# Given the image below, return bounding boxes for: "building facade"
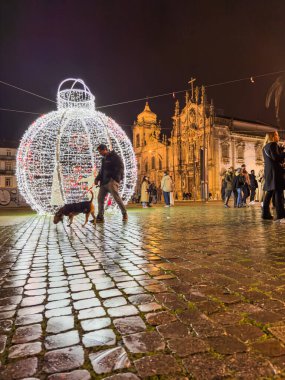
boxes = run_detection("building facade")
[0,141,24,207]
[133,87,275,200]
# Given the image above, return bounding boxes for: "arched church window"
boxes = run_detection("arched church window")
[237,144,244,160]
[136,134,140,147]
[151,157,155,169]
[159,159,162,170]
[145,160,148,173]
[221,143,229,159]
[255,144,263,162]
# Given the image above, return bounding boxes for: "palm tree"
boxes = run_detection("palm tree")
[265,75,284,127]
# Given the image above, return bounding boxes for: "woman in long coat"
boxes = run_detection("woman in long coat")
[262,131,285,221]
[140,176,149,208]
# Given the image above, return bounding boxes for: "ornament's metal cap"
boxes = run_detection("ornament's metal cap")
[57,78,95,110]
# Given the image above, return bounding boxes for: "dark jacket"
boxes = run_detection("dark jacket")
[249,174,258,189]
[233,174,245,189]
[224,172,234,191]
[95,150,124,185]
[263,142,285,191]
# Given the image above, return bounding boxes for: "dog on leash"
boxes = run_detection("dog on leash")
[53,190,95,227]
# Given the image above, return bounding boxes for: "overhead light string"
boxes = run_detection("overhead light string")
[0,70,284,114]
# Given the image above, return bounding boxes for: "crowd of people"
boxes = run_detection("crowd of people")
[222,131,285,223]
[134,171,175,208]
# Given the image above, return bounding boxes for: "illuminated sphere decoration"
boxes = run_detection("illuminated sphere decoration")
[17,78,137,215]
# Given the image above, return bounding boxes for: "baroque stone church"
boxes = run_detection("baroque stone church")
[132,86,276,200]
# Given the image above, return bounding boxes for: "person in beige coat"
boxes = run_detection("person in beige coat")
[140,176,149,208]
[161,171,173,207]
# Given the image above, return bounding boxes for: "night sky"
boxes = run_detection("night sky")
[0,0,285,142]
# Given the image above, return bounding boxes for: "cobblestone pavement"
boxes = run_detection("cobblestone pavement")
[0,203,285,380]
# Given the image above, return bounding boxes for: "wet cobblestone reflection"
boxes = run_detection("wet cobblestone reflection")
[0,204,285,379]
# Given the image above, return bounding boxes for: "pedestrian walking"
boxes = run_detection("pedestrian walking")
[233,168,245,208]
[249,170,258,204]
[241,164,250,206]
[161,171,173,207]
[262,131,285,221]
[94,144,128,222]
[140,176,149,208]
[224,167,234,208]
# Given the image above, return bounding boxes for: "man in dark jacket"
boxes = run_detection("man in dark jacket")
[95,144,127,222]
[249,170,258,204]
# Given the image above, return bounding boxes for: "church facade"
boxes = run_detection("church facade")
[132,86,275,200]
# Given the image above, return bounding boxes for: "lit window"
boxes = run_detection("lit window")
[5,162,12,171]
[151,157,155,169]
[7,150,11,156]
[159,159,162,170]
[5,178,11,187]
[136,134,140,147]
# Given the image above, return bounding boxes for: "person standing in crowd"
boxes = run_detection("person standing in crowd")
[233,168,245,208]
[262,131,285,222]
[161,171,173,207]
[257,168,265,206]
[224,167,234,208]
[221,171,227,201]
[157,186,162,203]
[241,164,250,206]
[249,170,258,205]
[95,144,127,222]
[170,176,175,206]
[140,176,149,208]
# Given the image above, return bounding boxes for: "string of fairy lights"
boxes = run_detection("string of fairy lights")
[0,70,284,116]
[16,79,137,214]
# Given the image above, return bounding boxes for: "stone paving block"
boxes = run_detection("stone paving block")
[0,310,16,319]
[12,324,42,343]
[45,306,72,319]
[0,334,7,354]
[48,286,69,295]
[225,353,276,378]
[73,298,100,310]
[81,317,111,332]
[183,353,230,379]
[89,346,130,374]
[43,345,85,373]
[123,331,165,353]
[113,316,146,335]
[71,290,95,300]
[157,321,189,339]
[225,324,264,342]
[46,316,74,334]
[24,289,46,296]
[0,319,13,333]
[48,292,70,301]
[45,299,70,310]
[103,296,127,308]
[207,335,247,354]
[21,295,46,307]
[47,370,91,380]
[15,314,43,326]
[168,336,209,357]
[82,328,116,347]
[45,330,80,350]
[108,305,139,317]
[17,305,45,316]
[146,311,177,326]
[70,283,92,292]
[251,339,285,357]
[103,374,140,380]
[0,295,22,306]
[99,289,123,299]
[8,341,42,358]
[78,306,106,320]
[134,354,182,377]
[0,357,38,379]
[138,302,162,312]
[128,294,154,304]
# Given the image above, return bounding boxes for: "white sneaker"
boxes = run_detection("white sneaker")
[164,205,170,207]
[279,218,285,224]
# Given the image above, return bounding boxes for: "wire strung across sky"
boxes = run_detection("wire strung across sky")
[0,70,284,115]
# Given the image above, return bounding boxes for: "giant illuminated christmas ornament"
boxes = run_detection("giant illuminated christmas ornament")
[17,78,137,214]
